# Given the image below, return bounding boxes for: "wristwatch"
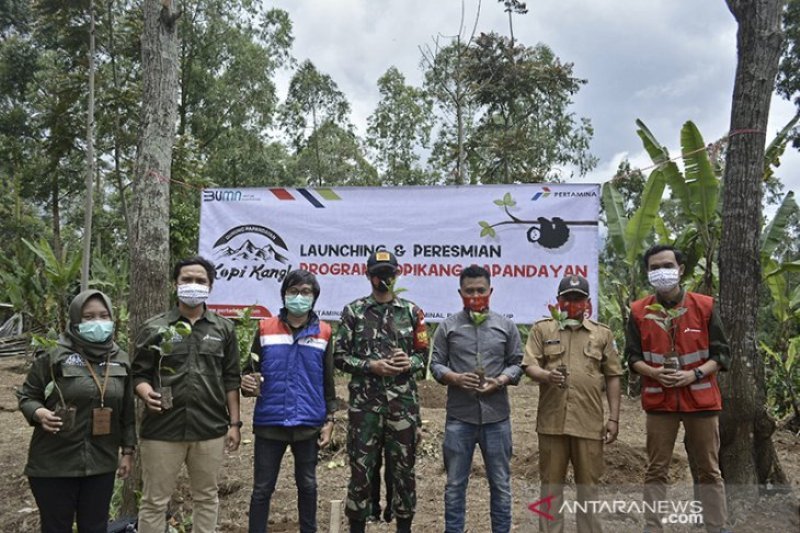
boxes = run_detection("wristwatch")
[228,421,244,429]
[693,368,704,381]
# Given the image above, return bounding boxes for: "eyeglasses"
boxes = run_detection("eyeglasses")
[285,288,314,297]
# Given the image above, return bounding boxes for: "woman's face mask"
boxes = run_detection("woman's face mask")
[77,320,115,343]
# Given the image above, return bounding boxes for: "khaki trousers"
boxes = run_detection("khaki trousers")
[138,436,226,533]
[538,433,604,533]
[643,413,727,532]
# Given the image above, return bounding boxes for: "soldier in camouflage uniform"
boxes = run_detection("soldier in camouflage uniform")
[335,250,429,533]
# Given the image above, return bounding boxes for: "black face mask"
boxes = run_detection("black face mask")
[371,271,395,293]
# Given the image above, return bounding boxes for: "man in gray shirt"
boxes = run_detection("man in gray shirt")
[430,265,523,533]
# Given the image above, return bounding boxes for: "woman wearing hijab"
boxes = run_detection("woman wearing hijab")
[17,290,136,533]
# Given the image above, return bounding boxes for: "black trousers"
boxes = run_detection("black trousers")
[29,472,116,533]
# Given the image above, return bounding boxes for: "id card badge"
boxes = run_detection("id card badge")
[92,407,113,436]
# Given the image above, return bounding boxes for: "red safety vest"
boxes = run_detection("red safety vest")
[630,292,722,412]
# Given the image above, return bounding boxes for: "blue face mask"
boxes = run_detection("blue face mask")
[77,320,115,343]
[285,295,314,316]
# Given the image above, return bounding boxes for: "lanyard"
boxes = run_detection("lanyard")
[82,356,111,408]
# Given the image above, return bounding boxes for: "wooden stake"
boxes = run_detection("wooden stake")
[329,499,343,533]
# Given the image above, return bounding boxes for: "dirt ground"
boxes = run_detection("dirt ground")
[0,357,797,532]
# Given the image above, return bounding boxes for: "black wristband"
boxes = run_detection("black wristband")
[228,421,243,429]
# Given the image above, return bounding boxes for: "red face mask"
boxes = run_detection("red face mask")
[557,297,591,320]
[462,293,490,313]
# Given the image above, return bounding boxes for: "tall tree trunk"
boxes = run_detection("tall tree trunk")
[81,0,96,291]
[718,0,786,501]
[121,0,181,517]
[107,0,129,234]
[51,171,62,262]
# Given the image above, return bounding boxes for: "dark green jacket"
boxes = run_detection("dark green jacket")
[132,307,240,441]
[18,346,136,477]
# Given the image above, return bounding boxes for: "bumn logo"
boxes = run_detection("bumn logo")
[203,190,242,202]
[212,225,292,282]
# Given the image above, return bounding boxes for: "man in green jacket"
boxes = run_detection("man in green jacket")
[132,256,241,533]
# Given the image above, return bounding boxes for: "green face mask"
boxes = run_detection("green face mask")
[77,320,115,343]
[285,294,313,316]
[469,311,489,326]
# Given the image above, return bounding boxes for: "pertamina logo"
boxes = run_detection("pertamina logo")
[531,187,552,201]
[531,187,598,201]
[212,224,292,283]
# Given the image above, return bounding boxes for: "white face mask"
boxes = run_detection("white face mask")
[648,268,681,292]
[177,283,210,307]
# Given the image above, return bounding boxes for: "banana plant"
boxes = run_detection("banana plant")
[761,191,800,422]
[635,119,721,294]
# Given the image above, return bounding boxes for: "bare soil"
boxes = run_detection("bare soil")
[0,358,797,532]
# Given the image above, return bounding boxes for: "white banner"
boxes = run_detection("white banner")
[198,184,599,323]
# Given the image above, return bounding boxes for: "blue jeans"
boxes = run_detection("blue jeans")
[442,417,513,533]
[248,435,318,533]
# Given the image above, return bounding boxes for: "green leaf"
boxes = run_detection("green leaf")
[479,221,490,228]
[787,337,800,372]
[763,258,789,322]
[493,199,505,206]
[44,381,55,400]
[636,119,690,216]
[601,182,627,257]
[681,121,718,229]
[635,119,671,165]
[503,192,512,205]
[761,191,798,259]
[654,216,671,242]
[624,167,666,265]
[173,322,192,337]
[759,342,781,365]
[764,111,800,177]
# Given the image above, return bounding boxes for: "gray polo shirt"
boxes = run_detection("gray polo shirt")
[430,309,523,425]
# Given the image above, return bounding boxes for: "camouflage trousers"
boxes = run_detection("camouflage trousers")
[345,406,417,521]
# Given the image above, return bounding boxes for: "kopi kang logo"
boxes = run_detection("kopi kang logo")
[212,224,292,283]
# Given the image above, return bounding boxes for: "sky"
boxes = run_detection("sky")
[268,0,799,201]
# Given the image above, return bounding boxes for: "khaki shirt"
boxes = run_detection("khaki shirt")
[523,318,623,440]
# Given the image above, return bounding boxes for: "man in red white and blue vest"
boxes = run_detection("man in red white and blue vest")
[626,245,732,533]
[241,269,336,533]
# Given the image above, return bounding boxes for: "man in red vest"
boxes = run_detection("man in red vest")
[626,244,731,533]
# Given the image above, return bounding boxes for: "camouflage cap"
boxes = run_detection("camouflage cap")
[558,274,590,296]
[367,250,398,273]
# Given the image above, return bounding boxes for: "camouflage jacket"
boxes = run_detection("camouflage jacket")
[334,294,429,414]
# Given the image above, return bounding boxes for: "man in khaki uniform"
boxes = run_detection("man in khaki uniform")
[524,275,622,533]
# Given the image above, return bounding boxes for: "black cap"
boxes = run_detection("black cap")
[558,275,589,297]
[367,250,398,273]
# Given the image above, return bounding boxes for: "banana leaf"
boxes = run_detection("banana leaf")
[601,182,627,257]
[681,121,718,229]
[635,119,670,165]
[636,119,689,216]
[760,191,797,259]
[654,215,671,242]
[764,258,789,322]
[764,111,800,179]
[624,168,666,265]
